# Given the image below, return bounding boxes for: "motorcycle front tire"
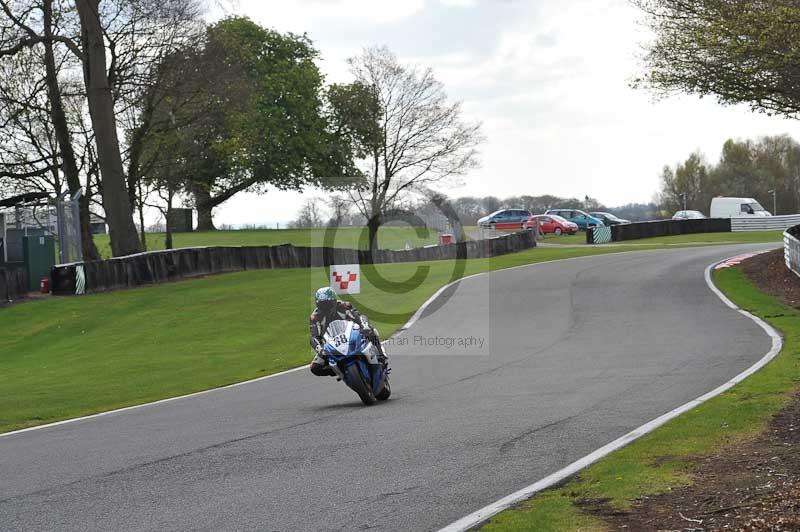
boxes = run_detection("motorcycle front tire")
[346,364,377,406]
[376,379,391,401]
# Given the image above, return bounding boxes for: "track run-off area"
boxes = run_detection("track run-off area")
[0,244,780,531]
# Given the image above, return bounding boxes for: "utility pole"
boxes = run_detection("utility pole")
[681,193,687,211]
[768,189,777,215]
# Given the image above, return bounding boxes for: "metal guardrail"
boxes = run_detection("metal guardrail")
[785,225,800,278]
[731,214,800,232]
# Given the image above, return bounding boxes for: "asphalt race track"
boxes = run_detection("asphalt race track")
[0,244,779,531]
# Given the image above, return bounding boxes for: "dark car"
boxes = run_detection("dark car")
[477,209,532,230]
[590,212,630,226]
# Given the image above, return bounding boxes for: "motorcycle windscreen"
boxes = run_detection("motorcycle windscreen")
[324,320,353,356]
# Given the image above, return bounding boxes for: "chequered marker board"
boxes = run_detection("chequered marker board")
[330,264,360,295]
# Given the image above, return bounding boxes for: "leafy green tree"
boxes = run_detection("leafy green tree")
[749,135,800,214]
[657,135,800,215]
[634,0,800,118]
[712,139,758,198]
[138,17,352,231]
[659,152,716,214]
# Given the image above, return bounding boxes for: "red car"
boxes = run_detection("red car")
[524,214,578,236]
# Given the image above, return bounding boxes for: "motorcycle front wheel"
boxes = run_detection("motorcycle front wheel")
[346,364,377,406]
[376,379,391,401]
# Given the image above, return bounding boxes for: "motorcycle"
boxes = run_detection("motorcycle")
[322,318,391,405]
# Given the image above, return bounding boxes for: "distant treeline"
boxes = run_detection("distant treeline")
[658,135,800,216]
[291,193,662,228]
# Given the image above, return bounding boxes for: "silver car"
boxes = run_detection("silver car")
[672,210,706,220]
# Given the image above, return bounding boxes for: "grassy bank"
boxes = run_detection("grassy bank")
[481,266,800,531]
[0,243,715,434]
[92,226,441,258]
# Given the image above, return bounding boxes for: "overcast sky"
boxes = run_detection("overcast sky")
[207,0,800,227]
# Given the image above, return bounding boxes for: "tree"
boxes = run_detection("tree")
[0,0,103,259]
[452,196,484,225]
[141,17,351,231]
[752,135,800,214]
[656,135,800,216]
[479,196,501,215]
[326,194,352,226]
[633,0,800,119]
[290,198,324,229]
[1,0,208,257]
[333,46,483,250]
[711,139,757,198]
[74,0,141,256]
[658,152,715,213]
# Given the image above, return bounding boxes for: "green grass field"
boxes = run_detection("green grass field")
[92,226,441,259]
[481,266,800,531]
[0,243,716,434]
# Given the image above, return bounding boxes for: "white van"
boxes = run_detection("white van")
[710,197,772,218]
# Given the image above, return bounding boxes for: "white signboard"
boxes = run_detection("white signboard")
[330,264,361,295]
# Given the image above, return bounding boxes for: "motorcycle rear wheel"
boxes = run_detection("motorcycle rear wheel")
[346,365,377,406]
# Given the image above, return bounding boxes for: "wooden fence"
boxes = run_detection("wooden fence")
[51,231,537,296]
[0,267,26,303]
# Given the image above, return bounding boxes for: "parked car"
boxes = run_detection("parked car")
[477,208,532,230]
[672,210,707,220]
[710,197,772,218]
[590,212,630,226]
[544,209,605,230]
[524,214,578,235]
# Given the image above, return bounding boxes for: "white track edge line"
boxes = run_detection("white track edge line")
[437,256,784,532]
[1,245,771,439]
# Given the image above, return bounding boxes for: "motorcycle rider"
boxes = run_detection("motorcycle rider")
[309,287,387,376]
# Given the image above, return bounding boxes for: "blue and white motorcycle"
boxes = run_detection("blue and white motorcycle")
[322,318,391,405]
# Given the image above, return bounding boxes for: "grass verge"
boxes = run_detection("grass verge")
[480,265,800,531]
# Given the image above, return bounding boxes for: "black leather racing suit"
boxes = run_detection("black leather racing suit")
[309,301,385,376]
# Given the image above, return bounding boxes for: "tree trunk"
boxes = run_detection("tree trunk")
[193,187,217,231]
[137,180,147,251]
[367,214,381,251]
[43,0,100,261]
[76,0,141,258]
[164,188,175,250]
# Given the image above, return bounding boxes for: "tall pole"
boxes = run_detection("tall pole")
[768,189,777,215]
[682,193,687,211]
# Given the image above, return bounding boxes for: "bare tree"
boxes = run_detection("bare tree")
[0,0,206,257]
[290,198,324,229]
[334,46,483,250]
[326,194,352,226]
[0,0,103,259]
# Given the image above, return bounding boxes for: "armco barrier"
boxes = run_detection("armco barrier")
[0,267,27,302]
[588,218,731,244]
[785,225,800,278]
[50,231,537,296]
[731,214,800,232]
